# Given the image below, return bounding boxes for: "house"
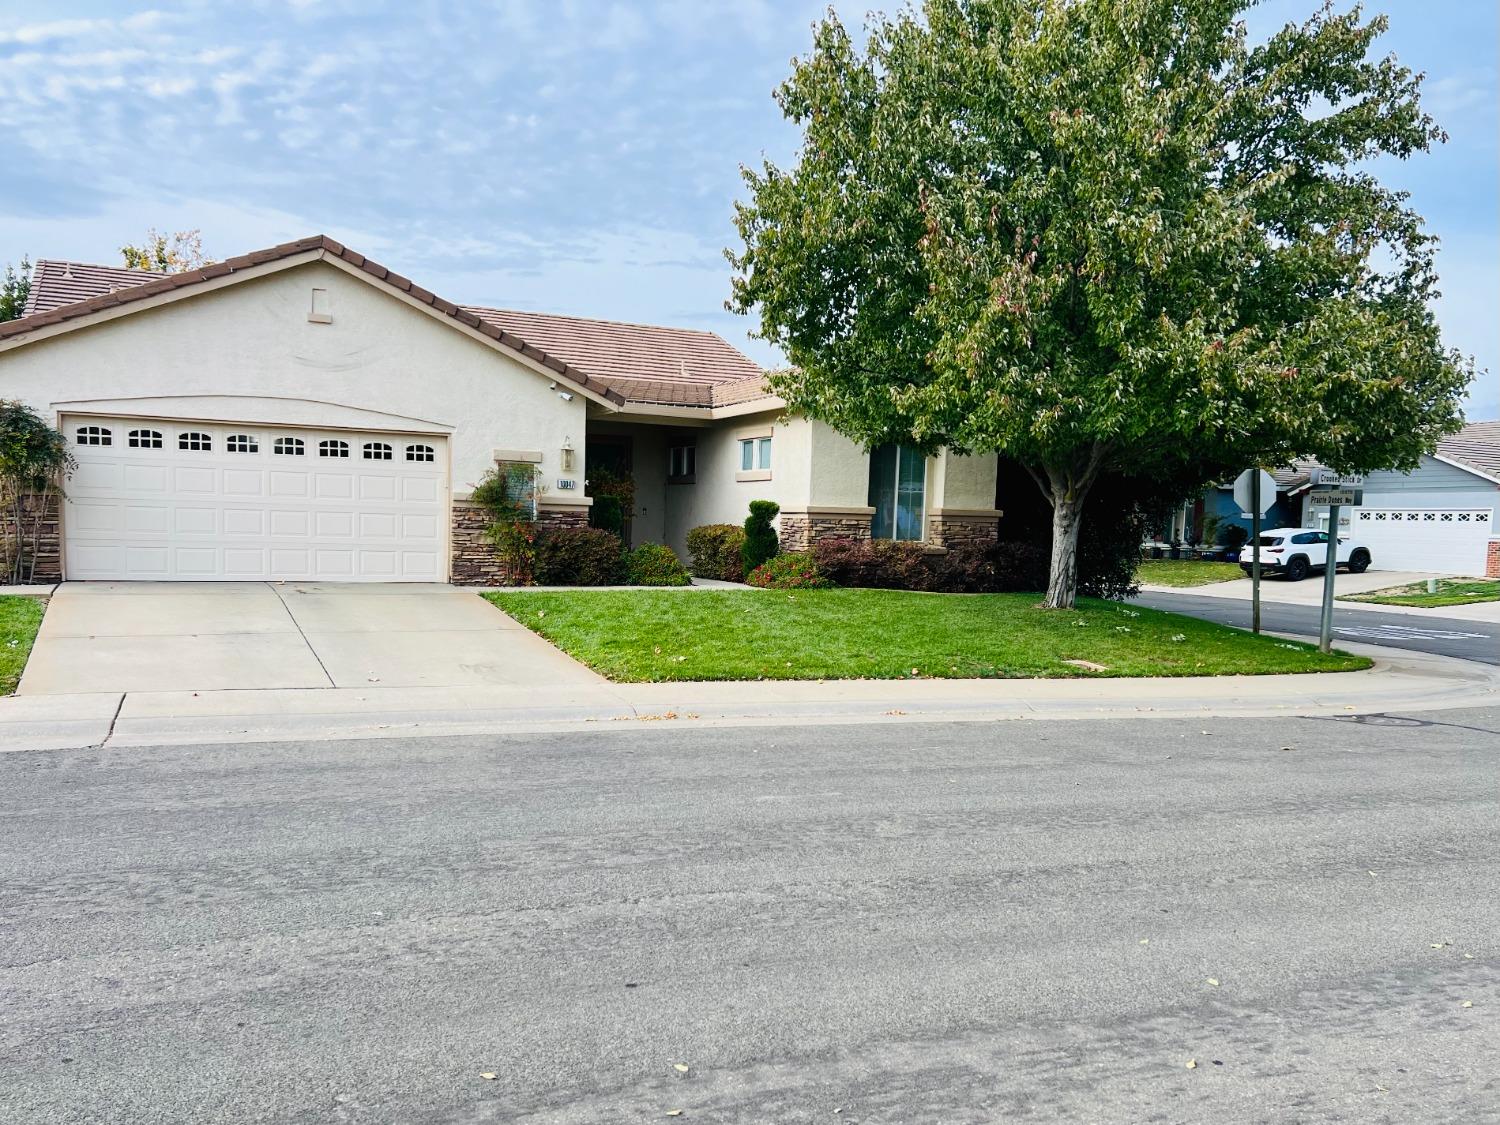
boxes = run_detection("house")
[1172,425,1500,576]
[0,236,1000,583]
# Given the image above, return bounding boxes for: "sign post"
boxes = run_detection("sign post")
[1233,469,1277,635]
[1309,472,1365,654]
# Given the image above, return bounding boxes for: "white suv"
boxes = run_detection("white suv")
[1239,527,1372,582]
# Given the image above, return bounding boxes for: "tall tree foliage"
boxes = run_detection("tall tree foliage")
[120,228,208,273]
[0,401,73,583]
[0,257,30,322]
[729,0,1473,607]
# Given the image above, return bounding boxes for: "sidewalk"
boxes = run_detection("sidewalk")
[2,641,1493,753]
[1139,571,1500,623]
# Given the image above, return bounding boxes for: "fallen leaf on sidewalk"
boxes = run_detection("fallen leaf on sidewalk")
[665,1112,683,1118]
[1462,1001,1474,1008]
[1207,979,1219,987]
[1185,1059,1197,1070]
[479,1073,496,1080]
[674,1064,690,1073]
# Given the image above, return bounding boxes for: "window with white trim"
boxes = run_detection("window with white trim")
[738,436,771,472]
[319,439,350,458]
[668,445,696,480]
[405,444,435,463]
[128,429,163,448]
[362,442,393,461]
[227,434,259,453]
[178,431,212,451]
[75,425,111,446]
[273,437,305,456]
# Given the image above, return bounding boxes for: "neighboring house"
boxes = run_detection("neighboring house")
[0,236,999,584]
[1174,425,1500,576]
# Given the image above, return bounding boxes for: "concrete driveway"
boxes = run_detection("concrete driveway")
[17,582,603,695]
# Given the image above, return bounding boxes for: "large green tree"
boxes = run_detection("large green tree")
[729,0,1473,607]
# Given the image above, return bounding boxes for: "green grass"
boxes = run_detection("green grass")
[1137,559,1245,587]
[0,594,45,695]
[1339,578,1500,608]
[486,588,1368,682]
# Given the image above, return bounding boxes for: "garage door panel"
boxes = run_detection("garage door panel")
[174,507,218,534]
[223,469,265,496]
[62,416,448,582]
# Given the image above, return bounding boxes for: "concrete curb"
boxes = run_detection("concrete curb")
[2,642,1494,753]
[1136,582,1500,623]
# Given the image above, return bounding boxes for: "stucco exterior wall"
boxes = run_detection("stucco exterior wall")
[0,260,590,509]
[661,408,795,554]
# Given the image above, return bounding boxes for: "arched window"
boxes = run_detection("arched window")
[319,439,350,458]
[273,437,305,456]
[128,429,163,449]
[178,431,212,451]
[75,425,112,446]
[362,442,393,461]
[227,434,259,453]
[405,444,435,463]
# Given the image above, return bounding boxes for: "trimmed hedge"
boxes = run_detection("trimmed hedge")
[534,526,626,586]
[809,538,1049,594]
[685,523,746,581]
[626,543,691,586]
[747,552,832,589]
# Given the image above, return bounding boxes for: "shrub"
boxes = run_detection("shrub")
[748,552,832,589]
[942,541,1049,593]
[1223,524,1250,552]
[810,537,1050,593]
[533,526,626,585]
[741,499,781,574]
[685,524,747,581]
[810,538,934,590]
[626,543,691,586]
[470,463,535,520]
[590,494,626,537]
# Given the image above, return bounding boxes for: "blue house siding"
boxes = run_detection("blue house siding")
[1205,487,1298,538]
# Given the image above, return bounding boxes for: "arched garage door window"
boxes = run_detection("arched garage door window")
[868,443,926,541]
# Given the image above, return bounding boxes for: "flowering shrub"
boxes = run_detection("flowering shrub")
[748,552,832,589]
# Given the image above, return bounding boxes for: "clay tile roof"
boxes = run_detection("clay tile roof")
[23,260,168,316]
[1438,420,1500,479]
[462,307,768,407]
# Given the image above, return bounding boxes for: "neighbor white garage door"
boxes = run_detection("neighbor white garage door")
[1349,506,1494,575]
[62,416,448,581]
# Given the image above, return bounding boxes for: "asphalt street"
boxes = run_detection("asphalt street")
[3,713,1498,1124]
[1132,590,1498,665]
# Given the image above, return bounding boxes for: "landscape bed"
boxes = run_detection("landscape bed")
[0,595,45,695]
[486,588,1370,683]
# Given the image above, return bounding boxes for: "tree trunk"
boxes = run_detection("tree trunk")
[1044,489,1084,609]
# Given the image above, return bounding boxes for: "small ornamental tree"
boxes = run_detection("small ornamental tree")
[0,400,73,583]
[742,500,781,573]
[729,0,1473,607]
[1,258,31,322]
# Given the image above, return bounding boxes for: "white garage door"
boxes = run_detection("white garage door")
[62,416,448,582]
[1349,507,1494,575]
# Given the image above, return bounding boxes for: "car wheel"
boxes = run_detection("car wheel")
[1348,550,1370,574]
[1285,556,1309,582]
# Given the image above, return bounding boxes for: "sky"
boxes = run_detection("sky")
[1,0,1494,419]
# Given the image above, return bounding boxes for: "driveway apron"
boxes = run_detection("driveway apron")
[16,582,602,695]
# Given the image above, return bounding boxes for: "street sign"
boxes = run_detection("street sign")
[1314,469,1365,488]
[1309,488,1362,506]
[1232,469,1278,516]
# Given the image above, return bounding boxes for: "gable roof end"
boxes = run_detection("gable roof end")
[0,235,627,407]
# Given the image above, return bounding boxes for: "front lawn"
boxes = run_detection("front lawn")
[1136,559,1245,587]
[486,589,1368,682]
[0,594,45,694]
[1340,578,1500,608]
